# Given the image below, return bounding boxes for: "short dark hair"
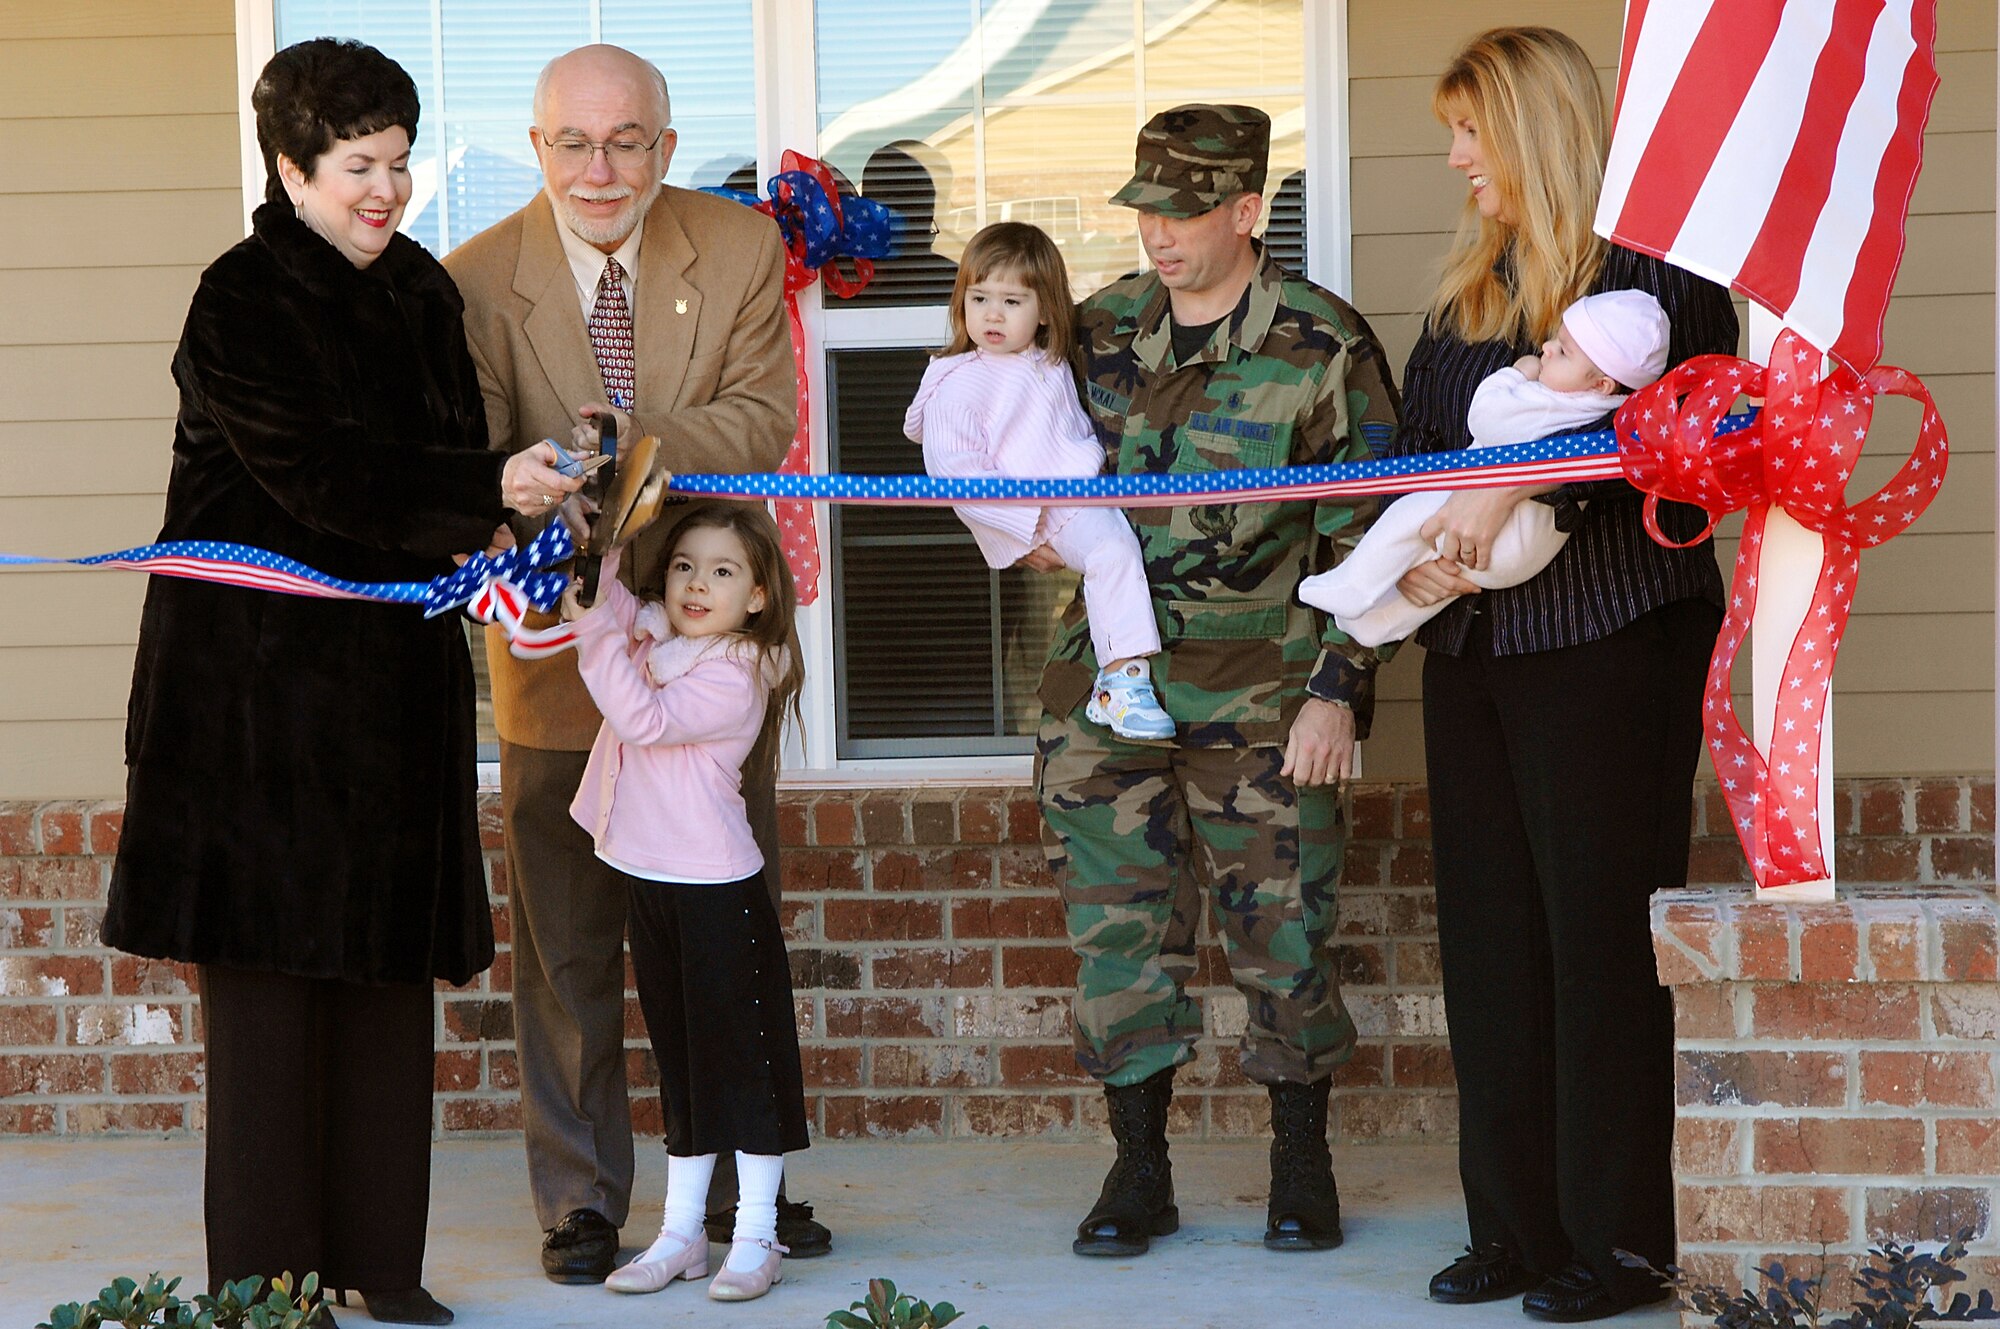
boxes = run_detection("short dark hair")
[254,38,420,204]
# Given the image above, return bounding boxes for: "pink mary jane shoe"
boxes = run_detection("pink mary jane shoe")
[707,1238,787,1301]
[604,1230,708,1294]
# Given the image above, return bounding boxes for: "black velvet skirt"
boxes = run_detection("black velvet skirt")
[624,870,810,1157]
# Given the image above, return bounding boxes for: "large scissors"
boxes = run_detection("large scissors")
[552,414,670,607]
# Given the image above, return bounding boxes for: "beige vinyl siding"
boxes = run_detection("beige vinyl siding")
[1349,0,1997,780]
[0,1,240,797]
[0,2,1991,797]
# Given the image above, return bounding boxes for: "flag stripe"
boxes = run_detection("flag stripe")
[1732,0,1878,314]
[1611,1,1786,244]
[1679,1,1847,299]
[1781,3,1924,363]
[1597,0,1719,228]
[1610,0,1654,125]
[1839,0,1940,370]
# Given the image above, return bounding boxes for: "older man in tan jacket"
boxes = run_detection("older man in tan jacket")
[444,43,820,1283]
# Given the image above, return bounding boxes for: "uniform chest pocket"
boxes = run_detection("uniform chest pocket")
[1175,419,1291,473]
[1169,422,1293,547]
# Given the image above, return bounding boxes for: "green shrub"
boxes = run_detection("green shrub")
[824,1277,988,1329]
[39,1272,328,1329]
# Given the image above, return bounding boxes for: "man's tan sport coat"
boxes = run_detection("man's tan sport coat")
[446,185,795,750]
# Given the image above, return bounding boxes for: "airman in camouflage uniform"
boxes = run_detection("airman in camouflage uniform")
[1034,104,1400,1259]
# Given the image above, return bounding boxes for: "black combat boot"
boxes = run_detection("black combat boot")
[1264,1078,1343,1251]
[1073,1066,1178,1257]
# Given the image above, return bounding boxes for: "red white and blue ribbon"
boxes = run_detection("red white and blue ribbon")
[0,522,575,617]
[463,575,583,659]
[0,413,1762,668]
[0,541,436,604]
[665,414,1754,507]
[1619,329,1948,887]
[0,414,1754,601]
[420,522,574,618]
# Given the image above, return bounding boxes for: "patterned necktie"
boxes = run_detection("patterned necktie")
[588,257,635,411]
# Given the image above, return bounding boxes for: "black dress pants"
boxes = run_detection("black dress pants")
[1422,598,1718,1301]
[200,965,435,1294]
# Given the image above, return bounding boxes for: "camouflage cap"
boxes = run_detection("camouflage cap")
[1109,103,1270,219]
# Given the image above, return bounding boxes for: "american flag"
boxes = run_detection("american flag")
[1594,0,1941,370]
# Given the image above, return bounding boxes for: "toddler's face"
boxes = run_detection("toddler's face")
[664,525,765,638]
[963,269,1043,356]
[1537,324,1614,396]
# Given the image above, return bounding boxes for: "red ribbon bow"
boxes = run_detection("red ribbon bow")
[747,151,882,606]
[1618,328,1949,887]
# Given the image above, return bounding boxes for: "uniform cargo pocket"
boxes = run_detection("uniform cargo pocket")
[1154,597,1288,726]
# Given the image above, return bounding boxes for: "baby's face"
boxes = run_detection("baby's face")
[1537,325,1613,396]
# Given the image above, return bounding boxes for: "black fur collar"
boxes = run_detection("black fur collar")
[249,200,461,312]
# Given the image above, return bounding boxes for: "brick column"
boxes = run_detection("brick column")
[1653,884,2000,1313]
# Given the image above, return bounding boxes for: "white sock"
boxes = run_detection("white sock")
[725,1152,784,1271]
[643,1152,715,1261]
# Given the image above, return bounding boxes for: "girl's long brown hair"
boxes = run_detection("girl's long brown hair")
[1428,26,1609,346]
[663,502,804,748]
[939,221,1078,364]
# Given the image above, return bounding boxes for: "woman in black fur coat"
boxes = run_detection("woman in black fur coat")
[101,38,579,1325]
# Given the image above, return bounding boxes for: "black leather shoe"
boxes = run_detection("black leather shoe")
[1522,1259,1671,1322]
[703,1199,834,1258]
[1264,1079,1342,1251]
[1074,1067,1178,1257]
[1428,1244,1534,1303]
[332,1287,453,1325]
[541,1208,619,1284]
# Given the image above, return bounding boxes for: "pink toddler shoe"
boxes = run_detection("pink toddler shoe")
[707,1238,787,1301]
[604,1228,708,1294]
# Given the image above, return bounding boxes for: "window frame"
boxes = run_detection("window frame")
[234,0,1352,783]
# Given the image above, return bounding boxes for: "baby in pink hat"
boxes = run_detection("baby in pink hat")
[1299,288,1670,647]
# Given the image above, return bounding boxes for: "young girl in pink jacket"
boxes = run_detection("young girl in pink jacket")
[560,502,808,1304]
[904,221,1174,741]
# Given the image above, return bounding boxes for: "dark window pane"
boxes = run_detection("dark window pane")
[828,349,1075,756]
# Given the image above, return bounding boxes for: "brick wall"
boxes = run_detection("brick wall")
[0,777,1990,1140]
[1653,882,2000,1317]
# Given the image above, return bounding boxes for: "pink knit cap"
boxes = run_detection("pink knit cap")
[1562,289,1670,390]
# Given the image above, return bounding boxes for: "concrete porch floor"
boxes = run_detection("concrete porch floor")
[2,1138,1681,1329]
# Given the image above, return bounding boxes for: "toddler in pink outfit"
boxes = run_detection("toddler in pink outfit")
[904,221,1174,741]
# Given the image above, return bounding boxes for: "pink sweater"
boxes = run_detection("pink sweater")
[567,577,772,883]
[904,349,1105,567]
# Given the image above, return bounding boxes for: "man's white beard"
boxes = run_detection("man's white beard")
[549,175,662,247]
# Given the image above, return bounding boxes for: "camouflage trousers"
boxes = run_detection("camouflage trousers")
[1036,708,1356,1088]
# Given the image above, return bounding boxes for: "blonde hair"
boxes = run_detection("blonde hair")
[1428,26,1609,345]
[662,502,804,749]
[940,221,1077,364]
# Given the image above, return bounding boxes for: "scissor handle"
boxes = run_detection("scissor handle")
[573,412,621,609]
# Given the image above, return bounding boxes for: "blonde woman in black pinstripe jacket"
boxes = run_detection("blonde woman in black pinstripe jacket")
[1389,27,1738,1324]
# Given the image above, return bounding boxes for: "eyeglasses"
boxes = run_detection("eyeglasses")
[538,129,665,166]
